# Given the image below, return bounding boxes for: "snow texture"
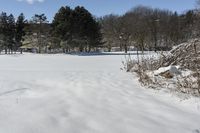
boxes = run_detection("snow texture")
[0,53,199,133]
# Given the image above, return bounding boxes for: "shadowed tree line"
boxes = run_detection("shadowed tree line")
[0,6,102,54]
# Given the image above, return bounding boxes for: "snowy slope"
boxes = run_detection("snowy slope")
[0,53,199,133]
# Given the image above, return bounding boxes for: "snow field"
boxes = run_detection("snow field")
[0,53,199,133]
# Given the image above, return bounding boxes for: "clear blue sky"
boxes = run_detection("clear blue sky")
[0,0,197,21]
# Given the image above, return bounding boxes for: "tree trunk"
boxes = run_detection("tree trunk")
[120,44,123,51]
[5,48,7,54]
[38,47,41,53]
[88,46,91,53]
[108,44,111,52]
[79,45,83,52]
[154,34,157,52]
[124,44,128,53]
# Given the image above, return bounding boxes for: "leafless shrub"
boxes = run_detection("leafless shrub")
[122,54,135,72]
[124,39,200,96]
[123,53,162,87]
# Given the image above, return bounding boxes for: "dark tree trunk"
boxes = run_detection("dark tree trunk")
[108,44,111,52]
[88,46,91,53]
[120,44,123,51]
[5,48,7,54]
[79,45,84,52]
[38,47,41,53]
[124,44,128,53]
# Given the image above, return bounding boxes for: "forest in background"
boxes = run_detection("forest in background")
[0,5,199,54]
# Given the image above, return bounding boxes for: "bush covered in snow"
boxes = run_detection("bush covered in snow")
[153,39,200,70]
[125,39,200,96]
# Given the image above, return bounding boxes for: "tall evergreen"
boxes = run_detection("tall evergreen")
[73,6,102,51]
[52,6,73,52]
[31,14,48,53]
[87,18,102,52]
[7,14,15,53]
[52,6,102,52]
[16,13,26,53]
[0,12,8,53]
[73,6,90,51]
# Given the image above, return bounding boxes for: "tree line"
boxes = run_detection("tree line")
[0,5,199,54]
[100,6,200,53]
[0,6,102,54]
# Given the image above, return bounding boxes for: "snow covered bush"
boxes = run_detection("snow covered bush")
[125,39,200,96]
[153,39,200,70]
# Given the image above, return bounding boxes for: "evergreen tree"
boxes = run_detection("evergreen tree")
[31,14,48,53]
[52,6,102,52]
[87,19,102,52]
[73,6,89,51]
[0,12,9,54]
[52,6,73,52]
[16,13,26,53]
[72,6,102,52]
[7,14,16,53]
[0,13,16,54]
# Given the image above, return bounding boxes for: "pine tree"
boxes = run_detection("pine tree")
[31,14,48,53]
[7,14,15,54]
[0,12,8,54]
[73,6,102,52]
[52,6,73,52]
[87,18,102,52]
[73,6,88,52]
[52,6,102,52]
[16,13,26,53]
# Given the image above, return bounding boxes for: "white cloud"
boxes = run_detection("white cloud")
[17,0,45,4]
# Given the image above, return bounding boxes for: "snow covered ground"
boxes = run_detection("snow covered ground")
[0,53,199,133]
